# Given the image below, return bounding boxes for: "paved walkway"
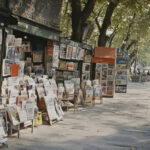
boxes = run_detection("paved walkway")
[5,82,150,150]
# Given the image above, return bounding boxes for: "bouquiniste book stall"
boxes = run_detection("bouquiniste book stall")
[54,38,85,83]
[115,49,128,93]
[92,47,116,97]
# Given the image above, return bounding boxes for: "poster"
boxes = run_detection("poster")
[59,44,66,59]
[6,106,20,126]
[66,45,72,59]
[72,47,77,59]
[3,59,13,76]
[52,45,59,68]
[6,46,15,60]
[44,96,59,125]
[33,51,43,62]
[77,48,84,60]
[11,64,20,77]
[82,63,90,73]
[25,100,35,120]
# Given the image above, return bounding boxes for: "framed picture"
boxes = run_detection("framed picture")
[59,44,66,59]
[6,46,15,60]
[72,46,77,59]
[82,63,90,73]
[66,45,73,59]
[77,48,84,60]
[3,59,13,76]
[82,73,90,80]
[84,54,92,63]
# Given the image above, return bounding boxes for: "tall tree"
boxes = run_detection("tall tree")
[70,0,96,42]
[97,0,119,47]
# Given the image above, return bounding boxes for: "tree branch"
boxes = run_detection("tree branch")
[81,0,96,23]
[126,40,137,51]
[98,0,119,46]
[108,27,118,47]
[121,13,136,50]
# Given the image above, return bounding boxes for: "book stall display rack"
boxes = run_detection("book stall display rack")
[92,47,116,97]
[54,38,85,84]
[0,33,110,147]
[81,44,93,82]
[115,49,128,93]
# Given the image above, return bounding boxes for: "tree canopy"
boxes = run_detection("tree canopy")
[60,0,150,66]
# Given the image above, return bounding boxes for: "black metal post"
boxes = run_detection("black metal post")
[0,25,6,96]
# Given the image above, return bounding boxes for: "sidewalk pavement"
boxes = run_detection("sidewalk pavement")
[5,82,150,150]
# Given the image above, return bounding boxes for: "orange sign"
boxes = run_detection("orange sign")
[11,64,20,77]
[92,57,115,64]
[94,47,116,59]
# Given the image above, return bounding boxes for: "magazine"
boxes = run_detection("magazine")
[6,46,15,60]
[59,44,67,59]
[82,63,90,73]
[66,45,73,59]
[3,59,13,76]
[72,47,77,59]
[52,45,59,68]
[77,48,84,60]
[84,54,92,63]
[33,51,43,62]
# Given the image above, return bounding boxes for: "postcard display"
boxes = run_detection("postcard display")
[115,49,128,93]
[82,44,93,81]
[92,47,116,97]
[55,38,85,83]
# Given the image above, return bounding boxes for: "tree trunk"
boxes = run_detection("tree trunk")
[70,0,96,42]
[98,1,119,47]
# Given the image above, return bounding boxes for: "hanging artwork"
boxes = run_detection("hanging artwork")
[3,59,13,76]
[6,46,16,60]
[52,45,59,68]
[66,45,73,59]
[59,44,66,59]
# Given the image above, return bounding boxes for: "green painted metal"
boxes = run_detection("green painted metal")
[9,22,59,41]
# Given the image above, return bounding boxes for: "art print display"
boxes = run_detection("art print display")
[66,45,73,59]
[77,48,84,60]
[44,96,59,125]
[82,63,90,73]
[52,45,59,68]
[59,44,66,59]
[17,107,28,123]
[84,86,93,99]
[6,46,15,60]
[115,49,128,93]
[6,106,20,126]
[93,85,102,97]
[95,63,115,96]
[3,59,13,76]
[82,73,90,80]
[25,100,35,120]
[71,46,77,59]
[84,54,92,63]
[33,51,43,63]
